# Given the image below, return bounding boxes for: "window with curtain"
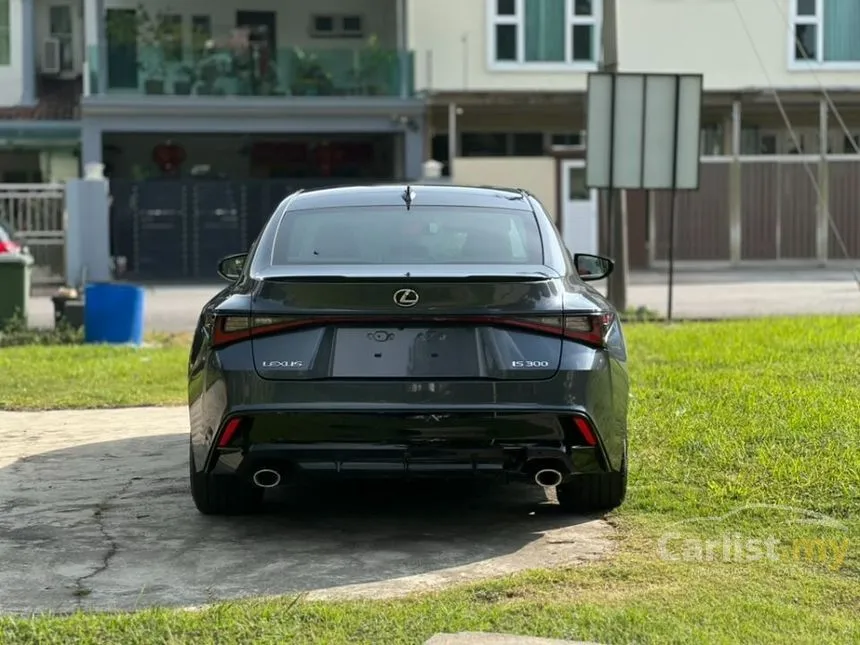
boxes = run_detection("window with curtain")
[792,0,860,63]
[491,0,598,65]
[0,0,9,66]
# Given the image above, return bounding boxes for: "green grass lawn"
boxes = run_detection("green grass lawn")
[0,333,190,410]
[1,317,859,643]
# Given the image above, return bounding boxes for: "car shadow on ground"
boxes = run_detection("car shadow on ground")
[0,433,612,614]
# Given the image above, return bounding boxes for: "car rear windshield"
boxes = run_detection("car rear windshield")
[271,206,543,265]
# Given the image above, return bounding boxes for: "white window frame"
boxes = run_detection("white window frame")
[486,0,602,71]
[788,0,860,70]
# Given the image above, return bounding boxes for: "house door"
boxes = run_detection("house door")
[559,159,598,255]
[105,9,139,89]
[236,11,277,50]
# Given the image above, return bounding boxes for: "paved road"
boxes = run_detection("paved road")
[27,269,860,333]
[0,407,611,614]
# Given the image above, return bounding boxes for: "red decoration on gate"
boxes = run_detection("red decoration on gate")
[314,142,333,177]
[152,141,187,172]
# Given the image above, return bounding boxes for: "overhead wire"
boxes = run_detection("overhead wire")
[728,0,860,286]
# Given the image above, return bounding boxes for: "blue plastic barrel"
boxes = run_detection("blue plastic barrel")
[84,283,145,345]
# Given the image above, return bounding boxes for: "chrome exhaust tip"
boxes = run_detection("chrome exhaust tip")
[252,468,281,489]
[534,468,564,488]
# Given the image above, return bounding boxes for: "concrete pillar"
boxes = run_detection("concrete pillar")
[83,0,107,94]
[65,178,112,285]
[396,0,410,97]
[817,98,829,265]
[21,0,36,105]
[728,99,742,265]
[80,119,103,171]
[404,120,424,180]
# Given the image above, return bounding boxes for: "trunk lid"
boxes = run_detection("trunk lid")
[250,264,568,381]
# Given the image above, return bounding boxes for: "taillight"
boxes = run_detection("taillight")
[217,417,245,447]
[210,312,615,349]
[501,313,615,348]
[212,314,304,348]
[0,241,19,253]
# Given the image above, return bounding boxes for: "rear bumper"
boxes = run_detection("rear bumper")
[204,409,611,484]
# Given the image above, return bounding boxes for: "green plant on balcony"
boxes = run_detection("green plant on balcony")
[289,48,334,96]
[135,6,181,95]
[357,34,398,96]
[174,63,196,95]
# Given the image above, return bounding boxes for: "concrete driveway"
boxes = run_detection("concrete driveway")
[27,269,860,333]
[0,407,612,615]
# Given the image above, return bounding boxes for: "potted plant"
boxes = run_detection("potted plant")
[357,34,398,96]
[174,63,195,95]
[136,6,170,94]
[289,48,334,96]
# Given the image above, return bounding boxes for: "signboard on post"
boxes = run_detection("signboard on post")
[585,72,704,320]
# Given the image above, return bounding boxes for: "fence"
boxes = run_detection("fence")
[643,157,860,265]
[0,184,66,285]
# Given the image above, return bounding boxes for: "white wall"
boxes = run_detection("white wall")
[453,157,557,223]
[407,0,594,93]
[101,0,398,49]
[619,0,860,90]
[408,0,860,95]
[0,0,25,106]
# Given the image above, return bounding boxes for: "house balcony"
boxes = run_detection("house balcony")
[85,44,415,99]
[81,2,414,101]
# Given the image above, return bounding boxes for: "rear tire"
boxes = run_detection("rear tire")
[555,454,627,514]
[189,445,263,516]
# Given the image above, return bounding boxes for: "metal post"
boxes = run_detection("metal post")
[666,76,682,323]
[601,0,627,312]
[448,102,458,179]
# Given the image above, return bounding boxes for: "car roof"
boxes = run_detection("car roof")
[284,183,534,212]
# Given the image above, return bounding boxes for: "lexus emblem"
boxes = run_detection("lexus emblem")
[393,288,419,308]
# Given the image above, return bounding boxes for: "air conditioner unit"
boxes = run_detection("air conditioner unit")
[42,38,61,75]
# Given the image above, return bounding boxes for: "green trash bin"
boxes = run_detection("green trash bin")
[0,252,33,327]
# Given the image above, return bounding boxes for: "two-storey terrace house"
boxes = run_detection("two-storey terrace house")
[410,0,860,269]
[0,0,80,184]
[73,0,423,279]
[1,0,424,281]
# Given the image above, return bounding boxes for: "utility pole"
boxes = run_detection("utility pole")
[600,0,628,311]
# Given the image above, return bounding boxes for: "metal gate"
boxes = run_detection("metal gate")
[109,179,367,281]
[0,184,65,285]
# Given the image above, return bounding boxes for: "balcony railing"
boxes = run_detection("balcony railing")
[86,44,415,98]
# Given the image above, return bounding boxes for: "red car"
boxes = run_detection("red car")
[0,220,21,254]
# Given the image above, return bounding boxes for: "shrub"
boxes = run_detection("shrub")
[0,312,83,347]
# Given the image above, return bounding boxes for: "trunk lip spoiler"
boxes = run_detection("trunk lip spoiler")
[253,263,562,282]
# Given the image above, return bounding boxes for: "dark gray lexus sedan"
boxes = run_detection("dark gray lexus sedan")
[187,184,629,515]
